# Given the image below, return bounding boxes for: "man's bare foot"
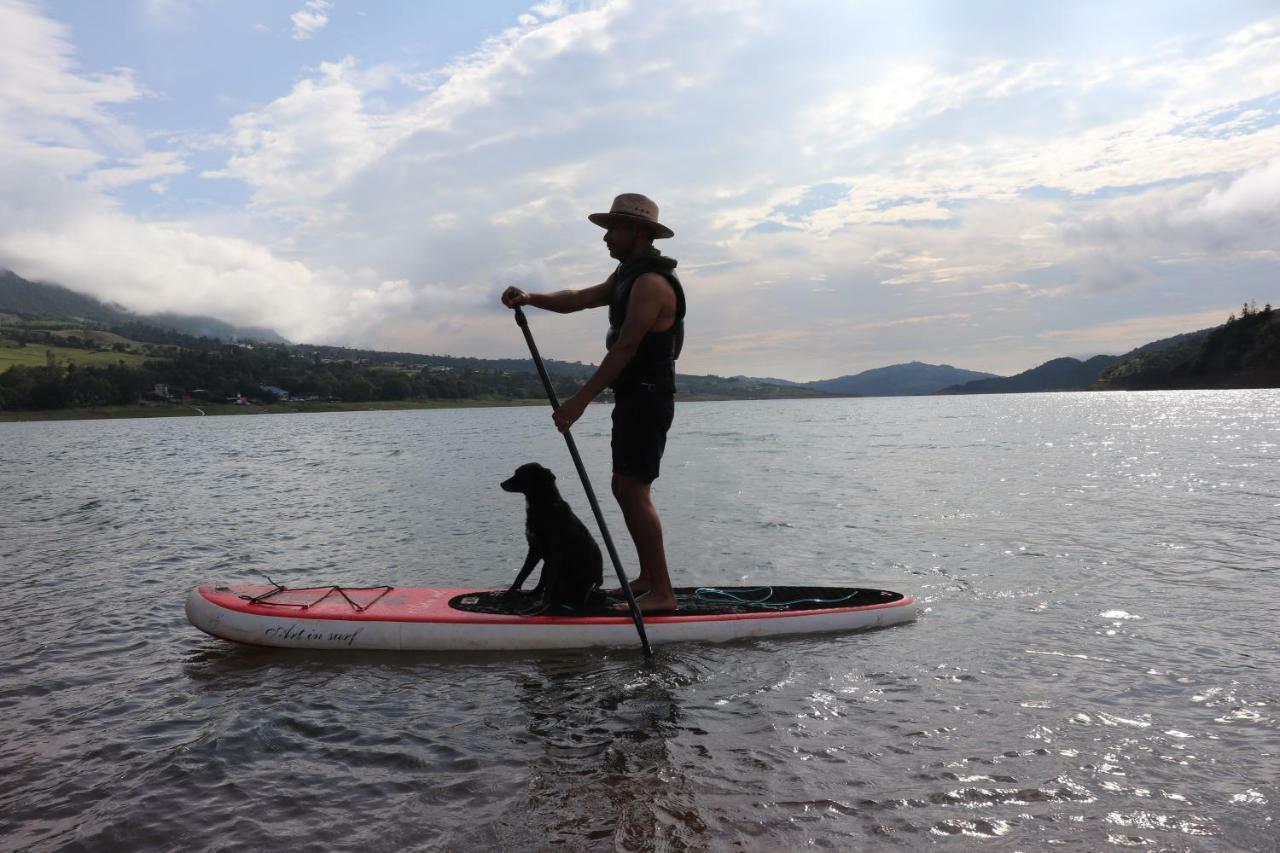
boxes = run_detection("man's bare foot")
[611,590,677,614]
[606,579,650,598]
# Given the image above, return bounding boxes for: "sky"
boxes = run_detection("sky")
[1,0,1278,380]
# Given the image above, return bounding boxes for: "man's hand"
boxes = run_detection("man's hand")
[501,286,531,308]
[553,393,589,433]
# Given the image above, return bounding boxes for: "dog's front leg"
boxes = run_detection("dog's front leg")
[506,547,542,595]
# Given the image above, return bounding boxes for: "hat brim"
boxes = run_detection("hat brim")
[588,212,674,239]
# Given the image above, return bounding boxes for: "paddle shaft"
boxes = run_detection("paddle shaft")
[511,306,653,658]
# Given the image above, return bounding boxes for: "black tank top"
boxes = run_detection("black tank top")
[605,251,686,392]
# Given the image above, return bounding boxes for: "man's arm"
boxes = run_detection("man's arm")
[552,273,671,432]
[502,278,612,313]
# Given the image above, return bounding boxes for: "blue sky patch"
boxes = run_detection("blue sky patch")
[772,183,850,222]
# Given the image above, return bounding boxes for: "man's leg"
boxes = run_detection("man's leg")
[612,473,676,611]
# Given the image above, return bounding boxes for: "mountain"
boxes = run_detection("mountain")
[938,318,1271,394]
[732,375,804,387]
[1093,309,1278,390]
[1117,327,1214,360]
[0,270,129,323]
[0,270,288,343]
[144,313,287,344]
[939,355,1121,394]
[284,344,823,398]
[804,361,998,396]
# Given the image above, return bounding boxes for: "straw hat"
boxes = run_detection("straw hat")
[588,193,674,239]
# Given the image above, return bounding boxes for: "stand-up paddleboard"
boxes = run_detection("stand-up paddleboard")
[186,583,918,651]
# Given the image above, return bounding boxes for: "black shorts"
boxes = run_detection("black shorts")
[611,388,675,483]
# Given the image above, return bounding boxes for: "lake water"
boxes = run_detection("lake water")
[2,392,1277,851]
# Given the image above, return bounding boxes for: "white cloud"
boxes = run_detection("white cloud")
[0,2,140,137]
[0,0,368,343]
[290,0,331,41]
[84,151,187,189]
[531,0,568,19]
[806,60,1060,145]
[0,0,167,207]
[1193,157,1280,221]
[0,207,475,343]
[203,57,398,211]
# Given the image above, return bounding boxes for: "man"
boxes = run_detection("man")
[501,193,686,613]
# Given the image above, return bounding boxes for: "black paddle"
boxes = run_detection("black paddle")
[511,305,653,658]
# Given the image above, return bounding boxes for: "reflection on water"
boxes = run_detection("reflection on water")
[2,392,1279,850]
[480,656,690,850]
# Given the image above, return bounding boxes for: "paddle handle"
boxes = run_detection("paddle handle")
[511,306,653,658]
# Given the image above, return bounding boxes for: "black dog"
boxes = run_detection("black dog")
[501,463,603,614]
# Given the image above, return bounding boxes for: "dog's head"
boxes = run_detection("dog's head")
[501,462,557,495]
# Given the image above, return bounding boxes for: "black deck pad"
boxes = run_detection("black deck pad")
[449,587,904,618]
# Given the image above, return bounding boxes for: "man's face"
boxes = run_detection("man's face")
[603,222,640,259]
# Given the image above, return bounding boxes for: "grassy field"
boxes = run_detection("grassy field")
[48,328,141,348]
[0,397,549,422]
[0,342,151,371]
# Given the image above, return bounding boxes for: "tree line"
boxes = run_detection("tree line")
[1096,304,1279,390]
[0,343,581,411]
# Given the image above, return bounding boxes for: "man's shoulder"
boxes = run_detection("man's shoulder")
[629,272,677,307]
[633,270,676,289]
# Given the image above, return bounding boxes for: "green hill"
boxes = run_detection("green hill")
[940,355,1121,394]
[807,361,997,396]
[1094,307,1279,390]
[859,312,1278,397]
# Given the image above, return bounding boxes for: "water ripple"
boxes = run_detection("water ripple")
[3,393,1279,849]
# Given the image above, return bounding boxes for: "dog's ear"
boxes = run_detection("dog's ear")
[526,462,554,482]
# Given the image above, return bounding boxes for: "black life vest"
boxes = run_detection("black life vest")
[605,249,686,392]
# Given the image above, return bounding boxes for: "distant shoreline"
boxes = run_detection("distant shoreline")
[0,398,549,422]
[0,393,828,423]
